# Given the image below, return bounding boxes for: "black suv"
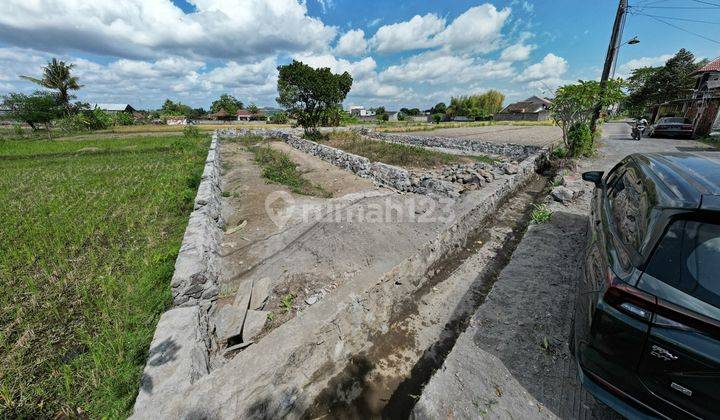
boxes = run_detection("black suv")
[574,153,720,419]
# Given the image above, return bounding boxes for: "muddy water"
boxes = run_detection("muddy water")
[304,176,549,419]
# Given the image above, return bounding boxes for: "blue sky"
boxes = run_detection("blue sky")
[0,0,718,111]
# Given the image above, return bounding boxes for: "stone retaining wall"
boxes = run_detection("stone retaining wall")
[132,132,224,415]
[362,129,540,160]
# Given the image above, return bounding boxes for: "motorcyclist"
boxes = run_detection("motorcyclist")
[632,117,647,140]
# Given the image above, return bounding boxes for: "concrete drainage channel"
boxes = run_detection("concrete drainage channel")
[131,128,550,418]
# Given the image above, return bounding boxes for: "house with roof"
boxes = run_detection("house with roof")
[206,108,235,122]
[236,109,265,122]
[494,96,552,121]
[92,103,136,114]
[685,56,720,137]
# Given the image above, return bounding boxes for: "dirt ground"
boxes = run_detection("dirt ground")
[402,125,563,147]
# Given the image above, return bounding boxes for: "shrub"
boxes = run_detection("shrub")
[12,124,24,138]
[113,112,134,126]
[183,125,201,139]
[567,122,594,158]
[432,113,443,124]
[269,112,288,124]
[88,107,113,130]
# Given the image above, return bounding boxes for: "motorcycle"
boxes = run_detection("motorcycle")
[631,121,646,141]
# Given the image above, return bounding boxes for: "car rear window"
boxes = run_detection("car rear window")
[660,117,690,124]
[645,220,720,309]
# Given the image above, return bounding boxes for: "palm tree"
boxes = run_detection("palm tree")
[21,58,82,113]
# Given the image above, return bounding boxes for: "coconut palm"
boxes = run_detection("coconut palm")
[21,58,82,113]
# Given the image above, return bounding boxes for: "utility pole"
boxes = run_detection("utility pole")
[590,0,628,132]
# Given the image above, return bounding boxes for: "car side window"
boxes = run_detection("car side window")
[645,221,720,309]
[608,168,645,253]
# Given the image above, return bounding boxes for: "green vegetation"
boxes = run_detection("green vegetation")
[624,49,706,118]
[210,93,243,115]
[325,131,495,168]
[281,293,296,313]
[276,60,353,134]
[20,58,82,113]
[446,90,505,120]
[531,203,553,224]
[242,136,330,197]
[551,79,624,157]
[0,134,209,418]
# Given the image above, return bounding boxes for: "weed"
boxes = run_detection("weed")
[325,133,495,169]
[531,203,553,224]
[281,293,296,313]
[250,144,331,197]
[182,125,201,139]
[221,191,231,197]
[266,312,275,323]
[542,336,551,353]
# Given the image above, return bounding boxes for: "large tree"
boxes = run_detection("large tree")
[20,58,82,113]
[624,49,706,117]
[2,91,63,137]
[210,94,243,114]
[276,60,352,133]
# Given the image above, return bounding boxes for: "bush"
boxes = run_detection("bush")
[113,112,134,126]
[567,123,594,157]
[432,113,443,124]
[88,107,113,130]
[183,125,201,139]
[269,112,288,124]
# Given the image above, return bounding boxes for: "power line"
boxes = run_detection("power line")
[633,5,720,9]
[631,11,720,24]
[689,0,720,7]
[634,13,720,44]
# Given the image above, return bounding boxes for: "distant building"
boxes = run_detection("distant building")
[349,106,375,118]
[452,116,473,122]
[387,111,399,122]
[407,115,430,123]
[236,109,265,122]
[166,116,187,125]
[685,56,720,137]
[206,108,235,121]
[494,96,552,121]
[92,103,136,114]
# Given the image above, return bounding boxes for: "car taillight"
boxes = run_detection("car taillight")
[603,272,657,322]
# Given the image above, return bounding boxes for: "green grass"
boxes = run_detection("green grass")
[0,134,209,418]
[246,139,331,197]
[326,131,496,168]
[530,203,553,224]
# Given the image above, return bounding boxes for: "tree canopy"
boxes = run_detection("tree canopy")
[160,99,203,118]
[210,94,243,115]
[623,49,706,117]
[551,79,624,149]
[445,90,505,119]
[2,91,63,135]
[20,58,82,113]
[276,60,352,133]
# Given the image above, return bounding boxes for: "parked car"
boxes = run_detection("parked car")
[574,153,720,419]
[648,117,694,138]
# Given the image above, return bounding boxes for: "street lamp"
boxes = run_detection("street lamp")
[624,36,640,46]
[611,36,640,78]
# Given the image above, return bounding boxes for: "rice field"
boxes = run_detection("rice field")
[0,134,209,418]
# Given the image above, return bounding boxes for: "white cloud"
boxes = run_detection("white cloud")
[371,13,445,53]
[0,0,337,60]
[380,51,514,85]
[522,1,534,13]
[617,54,672,78]
[516,53,568,82]
[433,4,511,53]
[335,29,368,56]
[500,42,535,62]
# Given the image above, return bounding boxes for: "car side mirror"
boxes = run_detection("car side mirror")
[582,171,604,188]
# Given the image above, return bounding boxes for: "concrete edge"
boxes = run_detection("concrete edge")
[131,131,224,415]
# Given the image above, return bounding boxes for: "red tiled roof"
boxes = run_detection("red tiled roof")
[694,56,720,74]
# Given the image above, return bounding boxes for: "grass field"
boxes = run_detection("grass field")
[0,134,209,417]
[325,131,496,169]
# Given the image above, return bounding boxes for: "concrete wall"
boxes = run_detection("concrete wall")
[494,111,550,121]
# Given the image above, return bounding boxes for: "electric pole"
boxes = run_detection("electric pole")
[590,0,628,132]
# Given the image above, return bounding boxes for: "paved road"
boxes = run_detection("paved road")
[402,125,563,147]
[413,122,719,419]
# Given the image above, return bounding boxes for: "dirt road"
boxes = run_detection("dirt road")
[402,125,562,147]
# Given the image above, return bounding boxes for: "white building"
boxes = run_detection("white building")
[348,106,375,117]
